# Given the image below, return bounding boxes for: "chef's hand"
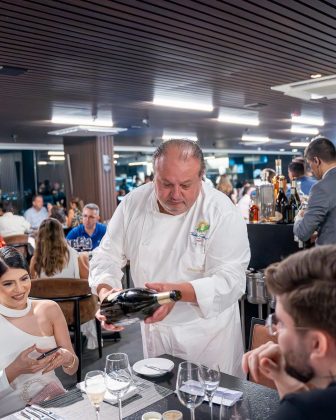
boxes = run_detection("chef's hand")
[144,282,176,323]
[96,286,124,332]
[242,341,309,399]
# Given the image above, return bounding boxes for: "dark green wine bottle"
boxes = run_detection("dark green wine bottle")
[100,287,182,326]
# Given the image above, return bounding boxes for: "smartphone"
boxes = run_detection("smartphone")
[36,346,61,360]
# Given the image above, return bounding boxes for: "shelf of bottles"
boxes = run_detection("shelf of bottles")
[249,159,302,225]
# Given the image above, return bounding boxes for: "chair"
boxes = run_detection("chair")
[3,234,34,262]
[247,317,278,389]
[30,278,102,382]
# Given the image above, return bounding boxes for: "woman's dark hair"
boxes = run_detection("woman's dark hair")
[0,246,29,276]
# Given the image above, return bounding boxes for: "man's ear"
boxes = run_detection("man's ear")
[309,330,329,362]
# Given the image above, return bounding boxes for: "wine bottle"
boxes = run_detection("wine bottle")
[249,193,259,223]
[100,287,182,326]
[287,181,299,224]
[275,176,288,224]
[272,159,282,202]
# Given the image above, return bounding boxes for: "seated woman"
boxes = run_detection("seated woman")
[30,218,88,279]
[67,197,83,228]
[0,247,78,417]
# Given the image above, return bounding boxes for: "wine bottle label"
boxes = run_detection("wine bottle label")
[106,291,121,302]
[274,211,283,221]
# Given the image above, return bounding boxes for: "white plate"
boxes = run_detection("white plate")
[133,358,174,377]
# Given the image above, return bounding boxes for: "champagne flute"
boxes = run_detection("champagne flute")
[84,370,106,420]
[105,353,133,420]
[198,364,220,420]
[176,361,205,420]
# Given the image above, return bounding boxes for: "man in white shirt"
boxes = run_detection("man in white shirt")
[90,140,250,377]
[0,204,30,237]
[24,195,48,230]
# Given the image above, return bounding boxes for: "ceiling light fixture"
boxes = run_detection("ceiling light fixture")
[113,154,120,158]
[291,125,319,135]
[310,74,322,79]
[49,156,65,161]
[51,116,114,126]
[128,161,149,166]
[241,135,270,143]
[48,126,127,135]
[153,98,213,112]
[291,115,324,126]
[292,149,299,152]
[218,107,259,126]
[38,161,48,165]
[289,142,310,148]
[47,151,65,156]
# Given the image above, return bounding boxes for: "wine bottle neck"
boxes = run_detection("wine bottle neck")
[156,291,175,305]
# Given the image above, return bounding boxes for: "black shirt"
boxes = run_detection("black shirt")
[271,382,336,420]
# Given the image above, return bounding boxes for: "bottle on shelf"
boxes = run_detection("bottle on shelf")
[275,176,288,224]
[287,179,300,223]
[272,159,282,202]
[249,192,259,224]
[100,287,182,326]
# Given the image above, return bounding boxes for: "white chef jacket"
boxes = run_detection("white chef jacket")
[90,182,250,377]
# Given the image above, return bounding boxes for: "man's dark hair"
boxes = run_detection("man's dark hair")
[153,139,205,177]
[265,245,336,338]
[288,161,305,178]
[304,137,336,162]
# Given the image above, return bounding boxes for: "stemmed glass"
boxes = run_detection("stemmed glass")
[84,370,106,420]
[105,353,133,420]
[198,364,220,420]
[176,361,205,420]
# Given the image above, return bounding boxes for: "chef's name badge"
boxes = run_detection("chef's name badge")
[190,220,210,247]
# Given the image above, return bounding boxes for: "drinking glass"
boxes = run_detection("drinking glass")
[105,353,133,420]
[219,396,251,420]
[198,364,220,420]
[84,370,106,420]
[176,361,205,420]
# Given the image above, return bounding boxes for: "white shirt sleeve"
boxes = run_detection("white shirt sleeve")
[190,207,250,319]
[0,369,14,399]
[89,203,127,295]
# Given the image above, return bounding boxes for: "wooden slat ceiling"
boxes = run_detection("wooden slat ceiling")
[1,0,336,151]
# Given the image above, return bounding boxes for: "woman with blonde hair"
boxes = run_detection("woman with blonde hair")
[216,174,237,203]
[67,197,83,228]
[30,218,87,279]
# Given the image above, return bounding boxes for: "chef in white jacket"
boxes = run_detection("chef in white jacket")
[90,140,250,377]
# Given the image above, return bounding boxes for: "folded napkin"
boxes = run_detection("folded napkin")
[77,380,138,404]
[178,380,243,407]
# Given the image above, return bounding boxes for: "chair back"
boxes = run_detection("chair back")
[30,278,98,325]
[248,317,278,389]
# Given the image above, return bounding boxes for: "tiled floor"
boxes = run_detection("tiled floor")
[57,323,144,388]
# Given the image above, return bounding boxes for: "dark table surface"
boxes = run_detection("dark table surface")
[126,354,279,420]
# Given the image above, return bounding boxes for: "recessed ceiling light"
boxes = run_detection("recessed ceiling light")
[48,126,127,135]
[153,98,213,112]
[128,161,148,166]
[291,115,324,126]
[292,148,298,152]
[51,116,114,126]
[279,148,285,152]
[289,142,310,147]
[38,161,48,165]
[49,156,65,161]
[310,74,322,79]
[291,125,319,135]
[218,107,259,126]
[47,151,64,155]
[241,135,269,143]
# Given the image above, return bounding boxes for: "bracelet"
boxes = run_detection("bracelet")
[62,354,76,370]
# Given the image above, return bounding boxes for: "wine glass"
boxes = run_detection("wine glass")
[176,361,205,420]
[198,364,220,420]
[84,370,106,420]
[105,353,133,420]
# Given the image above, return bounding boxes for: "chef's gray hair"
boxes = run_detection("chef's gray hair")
[153,139,205,177]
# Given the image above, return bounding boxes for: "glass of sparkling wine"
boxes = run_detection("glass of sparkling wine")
[84,370,106,420]
[176,361,205,420]
[105,353,133,420]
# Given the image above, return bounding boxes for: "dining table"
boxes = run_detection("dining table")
[6,354,279,420]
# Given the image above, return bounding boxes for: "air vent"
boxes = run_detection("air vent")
[0,65,28,76]
[271,74,336,100]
